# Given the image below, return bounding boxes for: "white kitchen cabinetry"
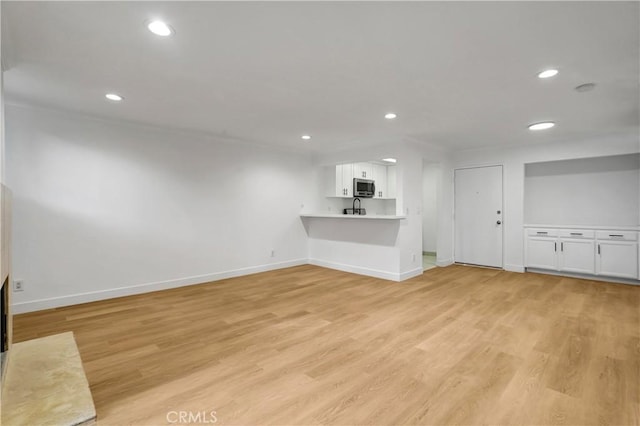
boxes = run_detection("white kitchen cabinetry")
[525,226,638,281]
[371,164,387,198]
[526,234,558,270]
[596,231,638,279]
[559,239,595,274]
[333,163,354,198]
[354,162,373,179]
[327,162,396,199]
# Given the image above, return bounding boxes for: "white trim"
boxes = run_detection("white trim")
[308,258,401,281]
[505,264,525,273]
[399,267,424,281]
[436,257,454,267]
[525,267,640,286]
[12,259,307,314]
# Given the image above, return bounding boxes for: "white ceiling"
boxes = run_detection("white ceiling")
[2,1,639,152]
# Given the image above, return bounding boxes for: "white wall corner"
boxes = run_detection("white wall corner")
[436,257,454,267]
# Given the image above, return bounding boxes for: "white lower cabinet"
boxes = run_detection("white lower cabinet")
[525,227,638,281]
[596,240,638,279]
[526,237,558,270]
[559,239,595,274]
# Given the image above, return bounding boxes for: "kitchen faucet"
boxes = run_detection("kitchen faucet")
[353,197,362,215]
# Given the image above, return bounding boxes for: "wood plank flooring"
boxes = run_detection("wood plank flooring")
[12,265,640,425]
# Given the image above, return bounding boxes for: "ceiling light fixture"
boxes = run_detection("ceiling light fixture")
[105,93,123,101]
[575,83,596,92]
[382,158,397,163]
[384,113,397,119]
[301,135,312,140]
[537,69,559,79]
[147,20,174,36]
[528,121,555,131]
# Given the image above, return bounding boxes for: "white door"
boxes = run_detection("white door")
[454,166,503,268]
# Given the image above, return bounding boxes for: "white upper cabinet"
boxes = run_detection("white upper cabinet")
[334,163,354,198]
[327,162,396,199]
[353,162,373,179]
[371,164,387,198]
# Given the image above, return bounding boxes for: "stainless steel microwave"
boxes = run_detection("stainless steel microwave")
[353,178,375,198]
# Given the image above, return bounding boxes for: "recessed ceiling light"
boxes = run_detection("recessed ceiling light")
[382,158,397,163]
[528,121,555,131]
[147,20,174,36]
[105,93,123,101]
[575,83,596,92]
[384,113,397,119]
[537,69,559,79]
[301,135,312,140]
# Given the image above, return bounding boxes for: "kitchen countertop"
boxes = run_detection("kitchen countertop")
[524,224,640,231]
[300,213,406,220]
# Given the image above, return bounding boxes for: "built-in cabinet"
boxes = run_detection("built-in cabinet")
[328,162,396,199]
[525,227,639,280]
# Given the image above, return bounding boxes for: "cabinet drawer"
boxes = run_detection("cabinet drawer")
[527,228,558,237]
[558,230,595,239]
[595,231,638,241]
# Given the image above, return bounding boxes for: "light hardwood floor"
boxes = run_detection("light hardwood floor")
[13,265,640,425]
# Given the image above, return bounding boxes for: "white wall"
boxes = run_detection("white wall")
[422,163,439,252]
[525,154,639,226]
[453,135,640,272]
[7,104,314,313]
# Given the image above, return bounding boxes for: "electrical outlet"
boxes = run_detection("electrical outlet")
[270,249,275,258]
[13,280,24,292]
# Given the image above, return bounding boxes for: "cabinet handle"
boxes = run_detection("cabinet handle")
[537,232,548,235]
[570,233,582,236]
[598,244,601,255]
[561,242,564,251]
[609,234,624,238]
[554,242,557,252]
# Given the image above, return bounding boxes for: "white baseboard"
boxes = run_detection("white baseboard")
[308,258,401,281]
[436,258,454,267]
[399,267,424,281]
[525,267,640,286]
[505,264,525,273]
[12,259,307,314]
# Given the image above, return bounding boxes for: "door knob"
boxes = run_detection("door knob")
[496,220,502,225]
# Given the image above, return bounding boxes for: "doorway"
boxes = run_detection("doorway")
[422,162,440,271]
[454,165,503,268]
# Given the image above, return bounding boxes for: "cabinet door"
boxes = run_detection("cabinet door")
[559,239,595,274]
[372,164,387,198]
[596,241,638,279]
[387,166,396,199]
[342,163,354,198]
[334,164,354,197]
[354,162,372,179]
[335,164,345,197]
[526,237,558,270]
